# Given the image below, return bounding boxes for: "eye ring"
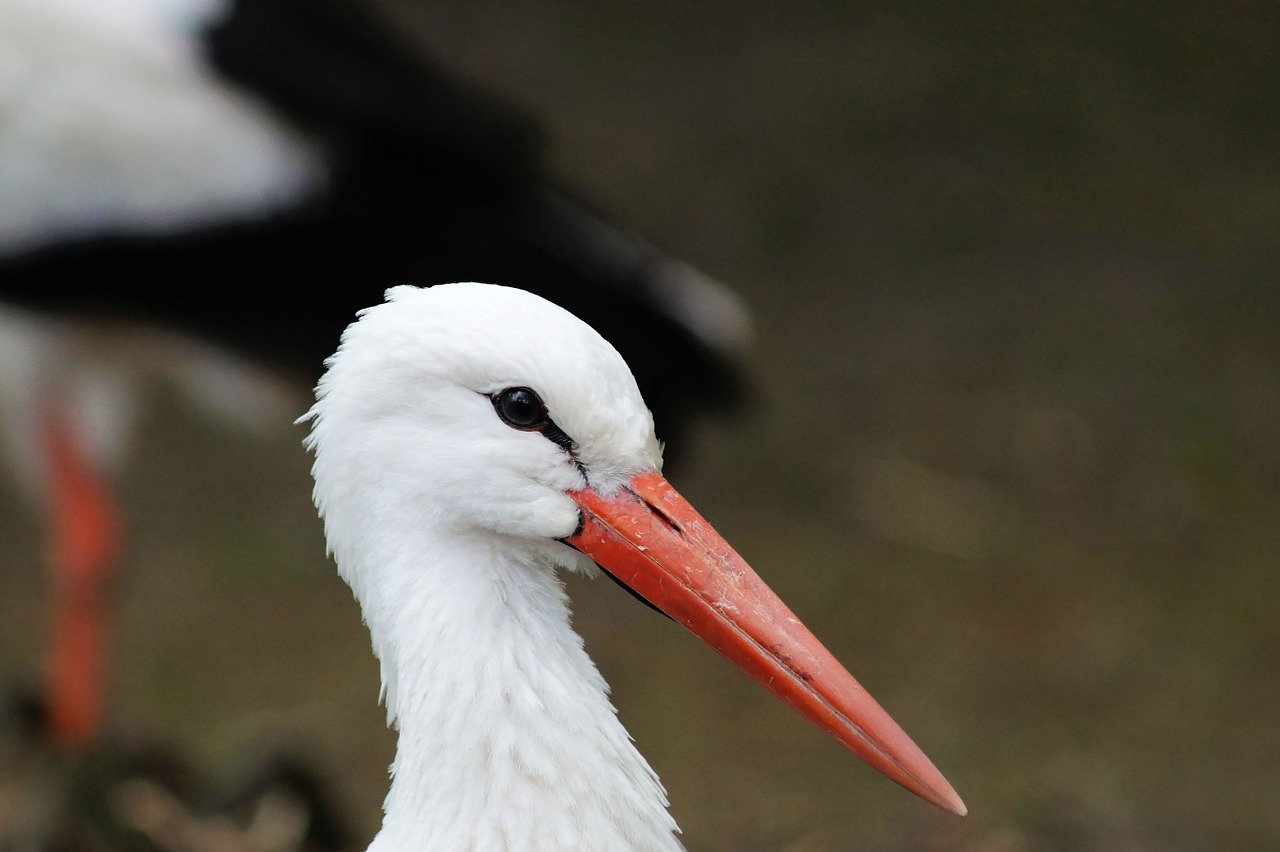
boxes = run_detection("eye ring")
[491,387,547,430]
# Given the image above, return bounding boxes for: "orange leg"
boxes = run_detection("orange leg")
[41,401,122,749]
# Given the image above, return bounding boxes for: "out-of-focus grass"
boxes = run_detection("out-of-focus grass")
[2,1,1277,849]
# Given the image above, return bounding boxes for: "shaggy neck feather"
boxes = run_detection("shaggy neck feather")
[351,527,683,852]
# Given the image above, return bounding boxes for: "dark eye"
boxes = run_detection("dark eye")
[492,387,547,430]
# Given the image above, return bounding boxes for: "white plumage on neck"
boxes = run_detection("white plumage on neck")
[358,529,678,851]
[304,283,680,850]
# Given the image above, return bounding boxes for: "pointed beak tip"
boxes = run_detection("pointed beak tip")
[936,786,968,817]
[891,748,966,816]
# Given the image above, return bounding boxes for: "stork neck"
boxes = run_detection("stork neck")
[357,531,682,852]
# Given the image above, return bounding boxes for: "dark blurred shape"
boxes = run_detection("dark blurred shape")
[0,686,355,851]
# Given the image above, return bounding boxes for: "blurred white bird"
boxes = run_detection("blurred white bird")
[0,0,748,749]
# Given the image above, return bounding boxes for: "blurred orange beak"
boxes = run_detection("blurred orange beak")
[566,469,966,816]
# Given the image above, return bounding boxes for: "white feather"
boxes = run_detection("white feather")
[304,283,682,851]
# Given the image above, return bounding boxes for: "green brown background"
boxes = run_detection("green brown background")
[2,1,1277,849]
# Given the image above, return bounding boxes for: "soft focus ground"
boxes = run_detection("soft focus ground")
[2,2,1277,849]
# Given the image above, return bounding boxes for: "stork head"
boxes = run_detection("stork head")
[303,282,965,817]
[305,282,658,559]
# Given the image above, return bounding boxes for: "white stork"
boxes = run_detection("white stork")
[303,283,964,850]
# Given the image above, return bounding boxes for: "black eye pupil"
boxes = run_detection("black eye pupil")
[495,387,545,429]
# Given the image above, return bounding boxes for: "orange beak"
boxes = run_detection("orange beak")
[566,469,966,816]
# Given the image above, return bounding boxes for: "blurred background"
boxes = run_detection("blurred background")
[2,0,1277,849]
